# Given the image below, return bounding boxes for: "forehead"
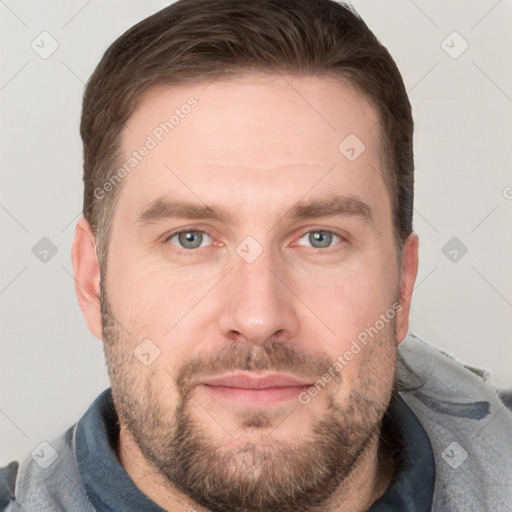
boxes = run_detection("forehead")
[116,73,387,223]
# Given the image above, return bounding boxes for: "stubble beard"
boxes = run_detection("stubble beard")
[100,287,398,512]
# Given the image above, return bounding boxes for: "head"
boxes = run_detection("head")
[72,1,419,511]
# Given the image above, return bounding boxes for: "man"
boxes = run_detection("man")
[1,0,511,510]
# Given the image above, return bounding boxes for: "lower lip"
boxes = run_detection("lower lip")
[200,384,311,406]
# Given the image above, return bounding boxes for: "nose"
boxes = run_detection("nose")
[216,244,300,346]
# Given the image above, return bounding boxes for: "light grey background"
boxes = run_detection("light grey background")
[1,0,511,466]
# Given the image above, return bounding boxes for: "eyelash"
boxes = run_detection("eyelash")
[164,227,347,253]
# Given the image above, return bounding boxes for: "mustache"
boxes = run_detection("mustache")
[175,340,336,396]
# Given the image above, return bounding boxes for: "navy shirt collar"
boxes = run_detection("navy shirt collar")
[75,388,434,511]
[369,392,435,511]
[75,389,165,512]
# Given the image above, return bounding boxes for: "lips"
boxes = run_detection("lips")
[199,372,312,389]
[197,372,313,407]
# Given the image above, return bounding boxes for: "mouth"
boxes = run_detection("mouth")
[196,372,313,407]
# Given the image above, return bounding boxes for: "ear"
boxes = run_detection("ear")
[71,218,103,340]
[395,232,419,344]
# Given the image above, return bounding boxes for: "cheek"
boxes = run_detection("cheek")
[293,265,398,382]
[106,244,199,321]
[106,261,223,375]
[297,266,395,336]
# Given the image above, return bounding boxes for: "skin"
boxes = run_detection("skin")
[72,73,419,512]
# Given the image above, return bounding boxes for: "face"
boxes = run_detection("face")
[76,73,417,512]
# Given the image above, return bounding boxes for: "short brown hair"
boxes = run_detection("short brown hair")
[80,0,414,270]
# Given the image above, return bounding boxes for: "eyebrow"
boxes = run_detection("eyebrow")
[286,195,372,223]
[135,194,372,226]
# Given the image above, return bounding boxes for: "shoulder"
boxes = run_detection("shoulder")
[0,425,93,512]
[398,333,512,425]
[397,333,512,510]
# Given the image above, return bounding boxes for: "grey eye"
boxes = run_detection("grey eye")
[297,230,341,249]
[168,230,212,249]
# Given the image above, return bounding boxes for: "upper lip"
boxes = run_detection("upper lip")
[198,372,313,389]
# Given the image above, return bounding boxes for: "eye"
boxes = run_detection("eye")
[296,230,343,249]
[166,229,213,250]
